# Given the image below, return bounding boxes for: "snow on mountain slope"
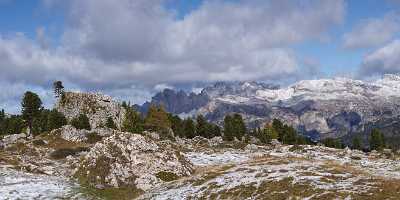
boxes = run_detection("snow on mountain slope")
[211,75,400,104]
[140,74,400,140]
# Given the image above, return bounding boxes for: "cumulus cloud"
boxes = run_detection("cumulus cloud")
[0,0,346,112]
[359,40,400,76]
[343,13,400,49]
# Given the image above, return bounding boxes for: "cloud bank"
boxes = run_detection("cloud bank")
[0,0,346,112]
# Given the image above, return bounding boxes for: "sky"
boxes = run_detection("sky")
[1,0,400,113]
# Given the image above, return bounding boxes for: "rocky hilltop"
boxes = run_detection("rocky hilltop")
[139,74,400,141]
[55,92,126,130]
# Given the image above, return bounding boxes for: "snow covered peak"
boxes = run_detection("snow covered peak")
[382,74,400,81]
[211,74,400,104]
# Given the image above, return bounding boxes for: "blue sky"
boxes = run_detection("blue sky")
[1,0,400,113]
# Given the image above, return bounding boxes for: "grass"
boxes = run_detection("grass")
[49,147,90,159]
[192,164,234,186]
[79,184,143,200]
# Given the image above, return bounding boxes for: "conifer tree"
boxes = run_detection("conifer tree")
[322,138,343,149]
[272,119,284,141]
[21,91,43,134]
[122,107,143,133]
[196,114,208,138]
[282,125,297,145]
[71,114,91,130]
[258,124,278,144]
[352,136,362,150]
[31,109,51,135]
[183,118,196,139]
[209,124,221,138]
[168,114,184,137]
[0,109,5,124]
[223,115,234,141]
[0,115,24,136]
[105,117,117,129]
[232,113,246,140]
[370,129,385,151]
[47,109,67,131]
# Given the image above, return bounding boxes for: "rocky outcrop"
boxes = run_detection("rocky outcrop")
[75,132,193,191]
[50,125,116,143]
[55,92,126,130]
[1,133,26,148]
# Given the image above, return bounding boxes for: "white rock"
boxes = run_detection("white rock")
[2,133,26,147]
[55,92,126,130]
[76,132,193,191]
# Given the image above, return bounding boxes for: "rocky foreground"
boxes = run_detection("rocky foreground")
[1,128,400,200]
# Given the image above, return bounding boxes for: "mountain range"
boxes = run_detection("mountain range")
[137,74,400,145]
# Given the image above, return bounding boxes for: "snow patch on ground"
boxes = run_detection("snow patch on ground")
[184,151,250,166]
[0,166,85,200]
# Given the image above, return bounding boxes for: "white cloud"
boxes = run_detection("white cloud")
[359,40,400,76]
[0,0,346,112]
[343,13,400,49]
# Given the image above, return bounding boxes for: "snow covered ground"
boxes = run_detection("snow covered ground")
[141,145,400,200]
[0,166,86,200]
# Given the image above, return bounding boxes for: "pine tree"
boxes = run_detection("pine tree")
[258,124,278,144]
[352,136,362,150]
[232,113,246,140]
[31,109,51,135]
[105,117,117,129]
[121,101,130,109]
[196,114,208,138]
[0,115,24,136]
[168,114,184,137]
[282,125,297,145]
[223,115,234,141]
[144,104,171,131]
[47,109,67,131]
[209,124,221,138]
[272,119,284,142]
[183,118,196,139]
[370,129,385,151]
[21,91,43,135]
[322,138,343,149]
[71,114,91,130]
[0,109,5,124]
[122,107,143,133]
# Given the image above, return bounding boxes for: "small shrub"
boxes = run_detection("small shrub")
[156,171,179,182]
[32,139,46,146]
[50,146,90,159]
[50,148,76,159]
[86,132,103,144]
[289,145,305,152]
[350,156,362,160]
[71,114,91,130]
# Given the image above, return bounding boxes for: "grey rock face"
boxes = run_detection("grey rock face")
[55,92,126,130]
[2,133,26,148]
[138,89,209,114]
[51,125,116,143]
